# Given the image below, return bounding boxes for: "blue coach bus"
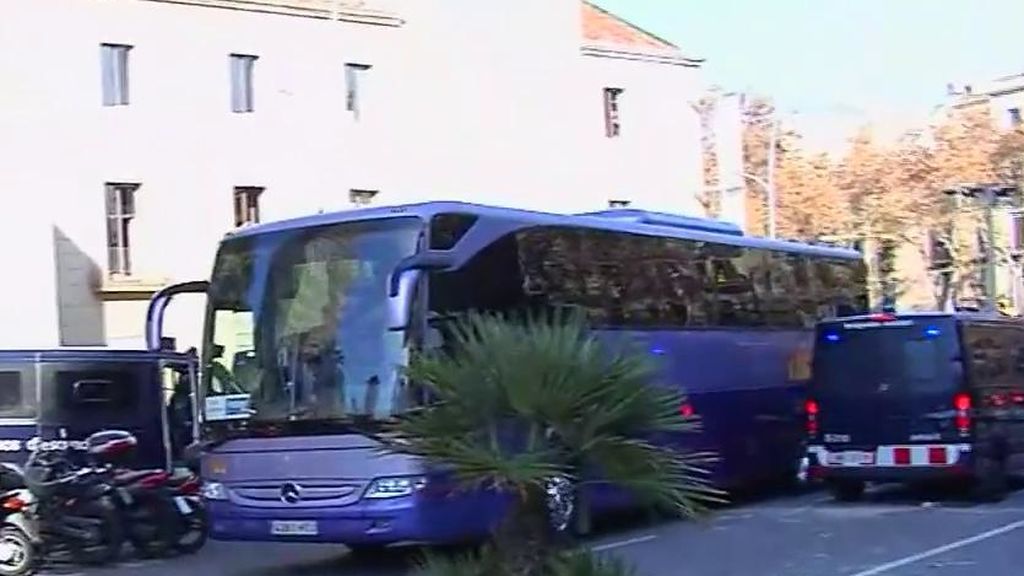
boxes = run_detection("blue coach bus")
[164,201,867,547]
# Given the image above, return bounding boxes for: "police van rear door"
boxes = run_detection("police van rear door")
[37,357,165,468]
[812,315,963,449]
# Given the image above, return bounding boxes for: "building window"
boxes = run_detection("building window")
[1013,212,1024,253]
[100,44,131,106]
[233,186,262,227]
[603,87,624,138]
[105,183,138,276]
[608,199,631,208]
[1010,108,1022,128]
[345,63,372,120]
[230,54,258,113]
[349,189,378,207]
[926,229,952,270]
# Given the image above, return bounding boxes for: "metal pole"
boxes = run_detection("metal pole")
[983,189,998,312]
[766,117,779,238]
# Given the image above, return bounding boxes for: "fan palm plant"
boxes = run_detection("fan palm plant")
[386,310,721,575]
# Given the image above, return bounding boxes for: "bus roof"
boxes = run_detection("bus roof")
[0,348,192,363]
[821,311,1024,325]
[223,200,862,259]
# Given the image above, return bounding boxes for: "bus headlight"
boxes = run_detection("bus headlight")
[364,476,428,499]
[202,481,228,501]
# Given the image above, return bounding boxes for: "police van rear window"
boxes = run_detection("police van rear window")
[815,317,958,396]
[57,370,137,410]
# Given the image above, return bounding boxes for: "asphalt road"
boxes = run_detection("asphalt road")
[44,484,1024,576]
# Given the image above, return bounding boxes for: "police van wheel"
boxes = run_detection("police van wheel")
[828,480,865,502]
[971,455,1008,503]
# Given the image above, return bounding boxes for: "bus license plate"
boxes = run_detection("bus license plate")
[270,521,318,536]
[827,451,875,466]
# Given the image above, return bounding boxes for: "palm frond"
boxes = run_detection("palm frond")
[413,545,502,576]
[388,310,719,522]
[582,435,725,515]
[435,439,568,493]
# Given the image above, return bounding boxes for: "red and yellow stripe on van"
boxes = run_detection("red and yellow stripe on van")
[808,444,972,467]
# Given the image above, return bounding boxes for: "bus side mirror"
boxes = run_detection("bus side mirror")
[387,269,421,331]
[388,252,456,298]
[387,252,456,330]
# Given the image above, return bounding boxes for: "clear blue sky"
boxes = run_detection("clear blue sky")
[593,0,1024,117]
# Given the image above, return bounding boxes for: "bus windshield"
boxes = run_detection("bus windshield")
[202,217,424,423]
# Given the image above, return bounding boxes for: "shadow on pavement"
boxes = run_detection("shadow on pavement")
[822,477,1024,509]
[241,547,416,576]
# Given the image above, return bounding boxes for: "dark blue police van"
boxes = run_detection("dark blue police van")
[0,347,198,471]
[806,311,1024,502]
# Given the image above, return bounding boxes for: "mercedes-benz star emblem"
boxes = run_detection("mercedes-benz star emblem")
[280,482,302,504]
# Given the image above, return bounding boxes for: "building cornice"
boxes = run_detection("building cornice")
[94,274,173,301]
[580,44,703,68]
[140,0,404,27]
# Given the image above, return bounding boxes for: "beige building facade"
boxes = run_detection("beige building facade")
[0,0,706,349]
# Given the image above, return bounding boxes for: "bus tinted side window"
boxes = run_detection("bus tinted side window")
[429,213,478,250]
[0,370,36,419]
[429,224,868,331]
[516,227,713,328]
[758,251,816,328]
[814,258,869,318]
[962,323,1020,403]
[706,244,764,327]
[428,233,528,315]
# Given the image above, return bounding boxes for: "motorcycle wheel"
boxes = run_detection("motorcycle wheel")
[0,527,35,576]
[68,498,125,566]
[172,498,208,555]
[127,497,178,559]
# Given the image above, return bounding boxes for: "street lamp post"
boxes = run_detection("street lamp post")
[765,118,779,239]
[738,172,776,238]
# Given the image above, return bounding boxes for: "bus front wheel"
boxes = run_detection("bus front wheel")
[345,544,391,559]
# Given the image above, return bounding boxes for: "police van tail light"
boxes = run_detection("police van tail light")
[953,392,971,436]
[805,399,819,437]
[1,496,26,512]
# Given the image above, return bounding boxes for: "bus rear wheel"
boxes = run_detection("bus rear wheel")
[828,480,866,502]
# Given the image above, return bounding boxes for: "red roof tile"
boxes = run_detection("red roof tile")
[581,1,677,51]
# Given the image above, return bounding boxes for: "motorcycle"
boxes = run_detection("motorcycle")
[84,432,207,557]
[163,470,207,555]
[81,432,178,559]
[0,465,38,576]
[20,448,125,567]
